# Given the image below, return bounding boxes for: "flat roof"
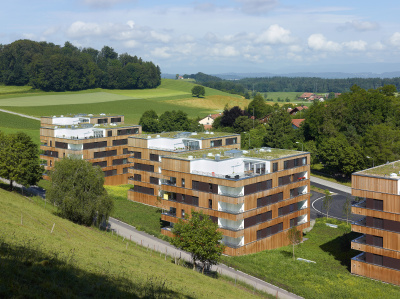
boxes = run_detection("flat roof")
[170,147,305,161]
[42,123,139,129]
[134,131,239,140]
[356,161,400,178]
[42,114,124,118]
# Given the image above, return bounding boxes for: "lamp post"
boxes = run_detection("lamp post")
[367,156,375,168]
[296,141,304,151]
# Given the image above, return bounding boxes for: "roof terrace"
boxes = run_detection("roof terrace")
[357,160,400,178]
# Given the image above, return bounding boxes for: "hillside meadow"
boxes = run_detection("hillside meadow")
[0,111,40,144]
[0,188,266,298]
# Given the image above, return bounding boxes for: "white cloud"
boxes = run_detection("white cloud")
[389,32,400,47]
[308,34,342,51]
[22,33,36,40]
[42,26,60,36]
[341,20,379,32]
[151,47,171,58]
[370,42,385,50]
[256,24,294,44]
[343,40,367,51]
[236,0,279,14]
[207,45,240,57]
[127,20,135,29]
[123,40,139,48]
[66,21,103,38]
[150,31,171,43]
[289,45,302,52]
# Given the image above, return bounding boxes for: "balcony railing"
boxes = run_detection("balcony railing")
[223,241,243,248]
[352,252,366,263]
[352,234,366,245]
[162,181,176,186]
[218,225,243,232]
[353,217,366,226]
[162,212,176,218]
[218,208,243,215]
[352,200,366,208]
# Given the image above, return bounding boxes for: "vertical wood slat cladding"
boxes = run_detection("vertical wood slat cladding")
[351,172,400,285]
[352,174,398,194]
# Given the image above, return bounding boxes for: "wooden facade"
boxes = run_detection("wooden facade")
[40,115,141,185]
[128,137,310,256]
[351,169,400,285]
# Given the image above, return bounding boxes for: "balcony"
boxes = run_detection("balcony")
[217,208,243,215]
[352,200,366,209]
[162,211,176,218]
[353,217,366,226]
[223,241,243,248]
[162,180,176,187]
[352,234,366,245]
[218,225,243,232]
[218,202,244,215]
[352,252,366,263]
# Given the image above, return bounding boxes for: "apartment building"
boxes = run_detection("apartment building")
[40,114,141,185]
[127,131,241,206]
[128,137,310,256]
[351,161,400,285]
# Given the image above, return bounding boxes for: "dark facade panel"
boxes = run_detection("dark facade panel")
[113,139,128,146]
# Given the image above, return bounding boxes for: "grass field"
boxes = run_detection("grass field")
[0,188,264,298]
[221,218,399,299]
[0,111,40,144]
[0,79,244,124]
[105,185,166,239]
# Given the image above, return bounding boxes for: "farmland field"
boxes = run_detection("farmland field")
[0,111,40,144]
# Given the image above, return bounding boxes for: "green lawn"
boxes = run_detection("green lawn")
[105,185,166,239]
[0,187,263,298]
[221,218,399,298]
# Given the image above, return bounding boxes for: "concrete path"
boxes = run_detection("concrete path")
[0,108,40,121]
[310,175,351,195]
[109,217,303,299]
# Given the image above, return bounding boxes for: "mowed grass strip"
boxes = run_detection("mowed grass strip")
[0,188,264,299]
[1,96,216,124]
[0,85,33,94]
[0,91,133,107]
[221,218,400,299]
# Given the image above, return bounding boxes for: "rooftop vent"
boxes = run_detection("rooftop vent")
[390,173,397,178]
[188,155,193,160]
[210,132,214,134]
[156,135,160,138]
[147,136,151,139]
[225,149,243,158]
[207,153,213,157]
[215,154,220,161]
[205,131,210,134]
[100,113,106,116]
[191,132,198,135]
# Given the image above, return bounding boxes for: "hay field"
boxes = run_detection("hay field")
[164,95,249,111]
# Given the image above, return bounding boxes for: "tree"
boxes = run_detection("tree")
[139,110,160,133]
[287,227,302,260]
[47,157,113,226]
[247,93,270,119]
[342,197,352,225]
[322,189,333,219]
[191,85,205,97]
[171,211,225,273]
[220,106,245,128]
[264,107,295,149]
[0,132,43,190]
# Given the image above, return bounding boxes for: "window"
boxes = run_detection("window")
[290,218,295,228]
[373,199,383,211]
[94,150,117,158]
[181,209,185,218]
[123,167,128,174]
[373,254,383,266]
[55,142,68,149]
[133,174,142,181]
[133,151,142,159]
[50,141,52,147]
[278,175,291,186]
[111,117,122,123]
[93,161,107,168]
[273,162,278,172]
[150,176,159,185]
[107,130,112,137]
[104,169,117,177]
[150,154,159,161]
[97,118,108,124]
[133,185,154,195]
[210,139,222,147]
[181,178,185,187]
[112,139,128,146]
[373,217,384,229]
[112,158,127,166]
[373,236,383,247]
[192,180,199,190]
[225,137,237,145]
[83,141,107,150]
[123,148,129,155]
[209,199,212,209]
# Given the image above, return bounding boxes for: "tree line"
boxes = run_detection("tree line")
[0,40,161,91]
[184,72,400,96]
[210,85,400,178]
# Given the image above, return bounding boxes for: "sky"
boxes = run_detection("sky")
[2,0,400,75]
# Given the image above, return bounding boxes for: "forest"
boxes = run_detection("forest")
[204,85,400,178]
[184,72,400,95]
[0,40,161,91]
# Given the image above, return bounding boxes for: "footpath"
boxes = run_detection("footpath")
[310,175,351,195]
[109,217,302,299]
[0,108,40,121]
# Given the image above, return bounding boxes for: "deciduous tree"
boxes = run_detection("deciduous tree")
[287,227,302,260]
[191,85,205,97]
[171,211,225,273]
[47,158,113,226]
[323,189,333,219]
[0,132,43,190]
